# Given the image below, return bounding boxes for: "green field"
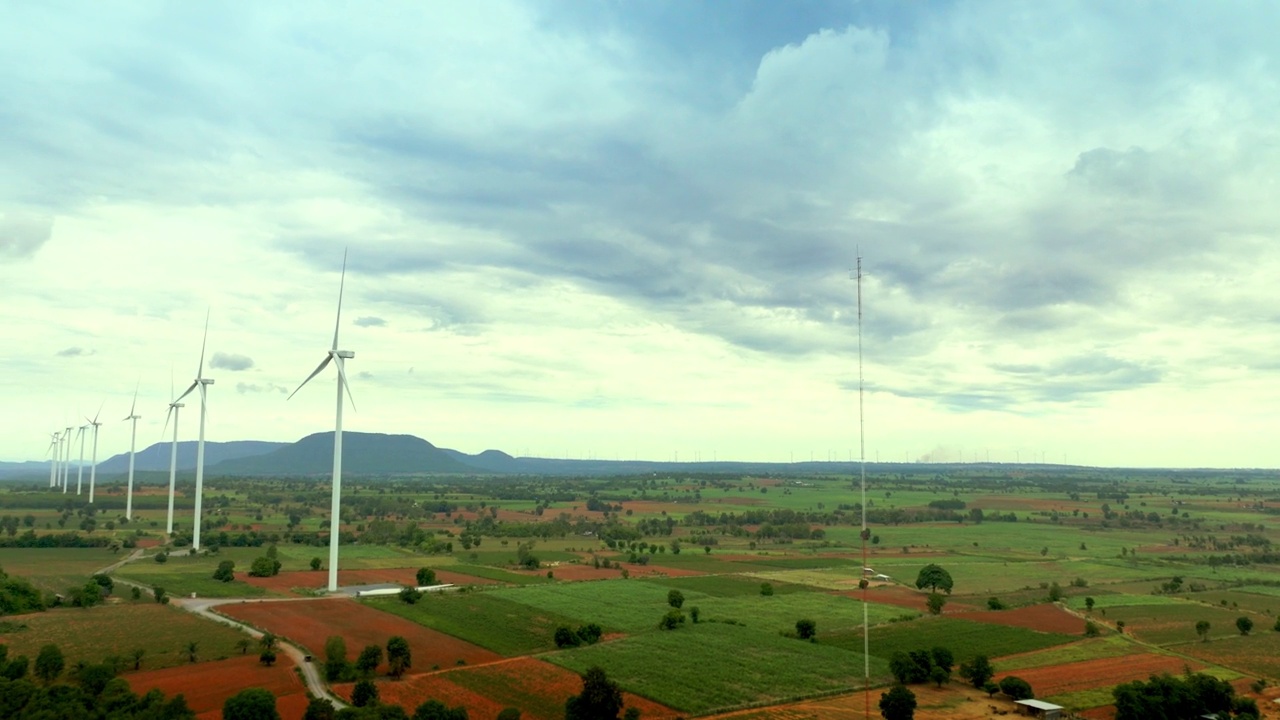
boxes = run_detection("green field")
[822,615,1077,664]
[994,635,1142,671]
[0,547,118,594]
[548,621,891,714]
[1102,603,1262,645]
[0,602,248,671]
[646,574,808,597]
[366,592,580,656]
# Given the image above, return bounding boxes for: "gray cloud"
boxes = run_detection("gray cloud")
[211,353,254,371]
[354,316,386,327]
[55,346,91,357]
[236,382,287,395]
[0,211,54,259]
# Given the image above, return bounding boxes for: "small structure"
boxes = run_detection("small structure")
[1014,700,1063,720]
[862,566,875,575]
[872,573,892,581]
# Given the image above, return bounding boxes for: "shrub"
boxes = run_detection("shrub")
[999,676,1034,700]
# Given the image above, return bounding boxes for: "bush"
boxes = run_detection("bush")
[213,560,235,583]
[879,685,917,720]
[795,619,817,641]
[959,656,994,688]
[1084,621,1100,637]
[658,609,685,630]
[987,597,1005,610]
[555,626,581,648]
[760,583,774,596]
[351,679,378,707]
[224,688,280,720]
[399,587,423,604]
[667,589,685,609]
[416,567,437,586]
[999,676,1034,700]
[1237,616,1254,636]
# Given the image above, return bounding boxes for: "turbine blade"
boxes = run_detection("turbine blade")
[287,355,332,400]
[333,248,348,351]
[92,401,104,424]
[175,380,199,404]
[129,382,139,417]
[198,308,210,378]
[161,404,174,439]
[335,356,357,412]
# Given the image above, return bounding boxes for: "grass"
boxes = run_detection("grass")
[1175,629,1280,679]
[366,592,580,656]
[0,602,248,671]
[644,574,808,597]
[494,579,704,632]
[0,547,119,594]
[449,564,554,585]
[113,566,267,599]
[1064,593,1189,610]
[823,616,1076,664]
[1102,603,1258,646]
[547,621,892,714]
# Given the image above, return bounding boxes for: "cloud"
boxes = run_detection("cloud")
[354,316,386,327]
[210,353,254,371]
[236,382,287,395]
[0,211,54,259]
[55,346,91,357]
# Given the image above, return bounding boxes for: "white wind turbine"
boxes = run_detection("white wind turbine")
[162,374,184,536]
[75,424,88,495]
[173,312,214,551]
[288,251,356,593]
[87,406,104,503]
[47,433,60,488]
[61,424,73,493]
[123,387,141,520]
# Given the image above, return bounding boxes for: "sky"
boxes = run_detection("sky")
[3,2,1280,468]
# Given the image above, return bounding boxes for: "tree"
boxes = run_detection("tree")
[260,633,279,652]
[667,589,685,609]
[304,698,337,720]
[1084,621,1100,637]
[1047,582,1063,602]
[416,567,437,586]
[34,644,64,684]
[689,607,700,623]
[1196,620,1212,642]
[795,619,817,641]
[930,646,954,674]
[657,609,685,630]
[351,679,379,707]
[914,564,953,594]
[999,676,1034,700]
[387,636,411,679]
[888,651,931,684]
[983,681,1000,697]
[213,560,235,583]
[399,587,423,604]
[237,638,252,655]
[565,666,623,720]
[760,583,774,596]
[929,665,950,688]
[413,699,469,720]
[879,685,917,720]
[310,557,322,571]
[555,626,582,648]
[987,597,1005,610]
[184,641,198,663]
[1237,616,1254,635]
[1084,597,1095,613]
[959,655,994,688]
[926,593,946,615]
[356,644,383,677]
[1116,620,1126,634]
[259,649,277,667]
[325,636,349,682]
[223,688,281,720]
[248,557,277,577]
[576,623,603,645]
[130,648,146,670]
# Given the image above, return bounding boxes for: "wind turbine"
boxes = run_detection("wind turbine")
[173,312,214,551]
[61,425,73,492]
[75,424,88,495]
[47,433,59,488]
[123,387,141,520]
[87,406,103,504]
[288,250,355,593]
[162,375,184,536]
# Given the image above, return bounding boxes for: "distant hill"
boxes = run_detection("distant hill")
[209,431,478,476]
[95,440,286,474]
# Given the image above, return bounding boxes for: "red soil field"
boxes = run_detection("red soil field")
[832,584,982,612]
[950,603,1085,634]
[127,653,307,718]
[241,567,501,595]
[218,598,502,674]
[996,653,1202,698]
[337,658,679,720]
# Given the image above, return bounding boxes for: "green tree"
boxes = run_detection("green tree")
[213,560,235,582]
[959,655,994,688]
[879,685,917,720]
[324,636,348,682]
[689,607,700,623]
[930,647,954,673]
[413,699,469,720]
[304,698,337,720]
[248,557,277,577]
[987,597,1005,610]
[130,648,146,670]
[1196,620,1211,642]
[259,649,277,667]
[387,636,411,679]
[184,641,198,663]
[565,666,623,720]
[795,618,817,641]
[260,633,278,652]
[1047,582,1063,602]
[657,609,685,630]
[153,586,168,604]
[1237,616,1254,635]
[667,589,685,609]
[223,687,281,719]
[1084,621,1100,637]
[416,567,437,586]
[555,626,582,648]
[34,644,64,684]
[926,593,946,615]
[914,564,953,594]
[351,679,379,707]
[310,557,322,571]
[356,644,383,677]
[999,676,1034,700]
[929,665,950,688]
[236,638,252,655]
[399,587,423,604]
[983,681,1000,697]
[1085,597,1095,613]
[576,623,603,645]
[760,583,774,596]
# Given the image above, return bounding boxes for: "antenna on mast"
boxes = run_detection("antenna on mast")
[853,249,870,714]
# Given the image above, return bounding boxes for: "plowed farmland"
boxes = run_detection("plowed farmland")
[950,603,1086,634]
[241,567,500,594]
[127,653,307,718]
[218,598,502,673]
[996,653,1201,698]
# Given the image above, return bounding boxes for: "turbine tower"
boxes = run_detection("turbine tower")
[288,250,356,593]
[174,312,214,551]
[123,388,141,520]
[75,424,88,495]
[87,406,103,503]
[47,433,59,488]
[162,380,184,536]
[61,426,73,493]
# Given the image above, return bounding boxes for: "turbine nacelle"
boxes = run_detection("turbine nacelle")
[336,350,355,359]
